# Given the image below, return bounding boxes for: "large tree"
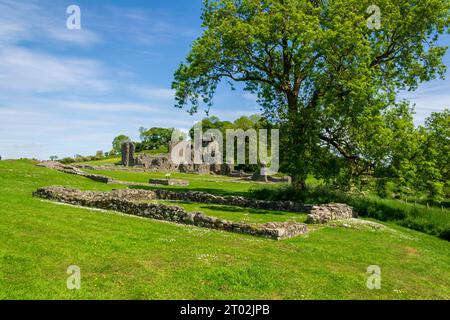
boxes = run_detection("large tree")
[173,0,449,189]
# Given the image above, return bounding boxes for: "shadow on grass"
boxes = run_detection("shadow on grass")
[200,204,288,216]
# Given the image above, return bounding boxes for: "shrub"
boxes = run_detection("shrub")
[249,185,450,240]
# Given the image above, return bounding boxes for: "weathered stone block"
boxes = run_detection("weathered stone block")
[149,179,189,186]
[121,142,135,167]
[306,203,355,224]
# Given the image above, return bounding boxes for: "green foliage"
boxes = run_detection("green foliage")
[189,114,270,172]
[428,181,445,204]
[376,179,396,199]
[112,134,131,154]
[422,110,450,191]
[138,127,174,152]
[173,0,450,188]
[250,185,450,240]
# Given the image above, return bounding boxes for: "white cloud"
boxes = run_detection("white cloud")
[0,1,108,95]
[130,86,175,100]
[400,79,450,123]
[96,6,197,46]
[59,101,158,113]
[0,46,110,94]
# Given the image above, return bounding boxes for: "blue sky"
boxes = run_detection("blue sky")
[0,0,448,160]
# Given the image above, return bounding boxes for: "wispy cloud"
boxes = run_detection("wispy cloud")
[130,86,175,100]
[0,0,100,47]
[92,6,197,47]
[0,46,110,94]
[59,101,159,113]
[400,79,450,123]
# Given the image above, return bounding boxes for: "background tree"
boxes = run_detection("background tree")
[189,114,269,172]
[423,109,450,185]
[138,127,173,152]
[112,135,131,155]
[173,0,449,189]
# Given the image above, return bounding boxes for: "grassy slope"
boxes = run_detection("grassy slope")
[79,157,121,165]
[0,160,449,299]
[85,169,263,196]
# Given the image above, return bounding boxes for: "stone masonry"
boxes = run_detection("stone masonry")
[306,203,356,224]
[33,187,308,240]
[37,161,355,224]
[149,179,189,186]
[121,142,135,167]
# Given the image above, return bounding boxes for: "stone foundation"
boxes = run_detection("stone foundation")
[149,179,189,186]
[151,189,312,212]
[306,203,356,224]
[33,187,308,240]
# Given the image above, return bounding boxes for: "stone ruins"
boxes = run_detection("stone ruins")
[33,186,355,240]
[33,186,309,240]
[121,142,135,167]
[121,141,235,175]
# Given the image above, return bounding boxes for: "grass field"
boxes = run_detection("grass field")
[0,160,449,299]
[85,169,263,196]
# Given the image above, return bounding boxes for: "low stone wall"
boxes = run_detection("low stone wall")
[37,161,114,184]
[36,160,356,225]
[152,189,312,212]
[306,203,356,224]
[33,187,308,240]
[149,179,189,186]
[147,189,355,223]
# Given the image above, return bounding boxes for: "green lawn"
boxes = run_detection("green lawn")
[79,157,121,165]
[0,160,449,299]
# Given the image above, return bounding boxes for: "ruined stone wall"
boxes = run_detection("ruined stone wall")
[37,161,355,224]
[153,189,312,212]
[306,204,356,224]
[134,153,177,171]
[121,142,135,167]
[121,142,237,176]
[151,189,355,223]
[33,187,308,240]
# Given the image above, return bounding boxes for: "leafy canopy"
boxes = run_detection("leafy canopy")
[173,0,449,187]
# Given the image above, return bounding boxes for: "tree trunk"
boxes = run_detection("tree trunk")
[292,175,307,190]
[286,92,309,191]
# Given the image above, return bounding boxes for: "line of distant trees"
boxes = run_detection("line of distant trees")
[58,150,111,164]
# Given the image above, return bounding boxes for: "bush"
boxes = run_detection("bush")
[60,157,75,164]
[376,179,396,199]
[428,181,445,204]
[249,185,450,240]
